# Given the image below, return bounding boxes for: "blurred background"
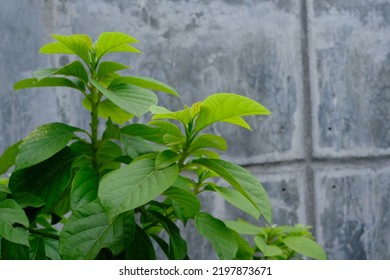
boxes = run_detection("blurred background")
[0,0,389,259]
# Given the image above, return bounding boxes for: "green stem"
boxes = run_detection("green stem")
[28,228,59,240]
[89,81,101,171]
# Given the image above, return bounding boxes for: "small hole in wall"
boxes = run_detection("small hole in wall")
[332,185,336,189]
[282,188,286,192]
[328,127,332,131]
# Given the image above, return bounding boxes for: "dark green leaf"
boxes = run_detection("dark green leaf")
[283,236,327,260]
[121,123,180,144]
[71,166,98,210]
[98,158,179,220]
[97,140,123,163]
[102,118,121,140]
[0,199,29,246]
[121,135,161,159]
[10,147,78,214]
[12,192,45,208]
[0,141,21,175]
[14,77,85,91]
[1,239,30,260]
[15,122,81,170]
[194,158,272,224]
[126,225,156,260]
[149,210,187,260]
[194,212,238,260]
[91,79,157,118]
[30,235,47,260]
[59,200,134,260]
[109,76,180,97]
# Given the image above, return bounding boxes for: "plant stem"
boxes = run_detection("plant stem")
[28,228,60,240]
[90,86,100,171]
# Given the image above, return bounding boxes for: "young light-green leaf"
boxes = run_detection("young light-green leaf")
[195,93,270,132]
[15,122,81,170]
[189,134,227,153]
[59,200,134,260]
[150,106,191,125]
[97,61,129,78]
[95,32,140,59]
[33,61,89,83]
[283,236,327,260]
[109,76,180,97]
[254,236,283,257]
[224,220,263,235]
[91,79,157,118]
[194,212,238,260]
[98,158,179,221]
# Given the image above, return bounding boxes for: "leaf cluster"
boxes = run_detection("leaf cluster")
[0,32,326,260]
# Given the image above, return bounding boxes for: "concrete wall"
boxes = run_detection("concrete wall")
[0,0,389,259]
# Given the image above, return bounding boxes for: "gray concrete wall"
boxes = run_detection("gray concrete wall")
[0,0,389,259]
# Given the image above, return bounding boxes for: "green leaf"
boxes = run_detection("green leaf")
[41,34,92,64]
[33,61,89,83]
[224,220,263,235]
[91,79,157,118]
[189,134,227,153]
[15,122,81,170]
[231,231,254,260]
[149,211,187,260]
[30,236,47,260]
[1,239,30,259]
[283,236,327,260]
[195,93,270,132]
[12,192,45,208]
[10,147,78,214]
[95,32,140,59]
[14,77,84,91]
[83,97,134,125]
[150,106,191,125]
[121,135,161,159]
[194,212,238,260]
[43,238,61,260]
[155,150,180,170]
[109,76,180,97]
[254,236,283,257]
[70,166,98,210]
[163,186,201,218]
[0,141,21,175]
[194,158,272,224]
[121,123,167,144]
[126,225,156,260]
[0,199,29,246]
[212,186,260,220]
[102,118,121,140]
[97,61,129,78]
[97,140,123,163]
[98,158,179,220]
[59,200,134,260]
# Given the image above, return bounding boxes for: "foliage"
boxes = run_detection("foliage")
[0,32,326,260]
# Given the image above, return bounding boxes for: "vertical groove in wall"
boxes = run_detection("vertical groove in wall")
[300,0,315,229]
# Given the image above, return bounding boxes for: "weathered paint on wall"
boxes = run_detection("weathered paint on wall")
[0,0,389,259]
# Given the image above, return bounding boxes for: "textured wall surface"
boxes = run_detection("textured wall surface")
[0,0,389,259]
